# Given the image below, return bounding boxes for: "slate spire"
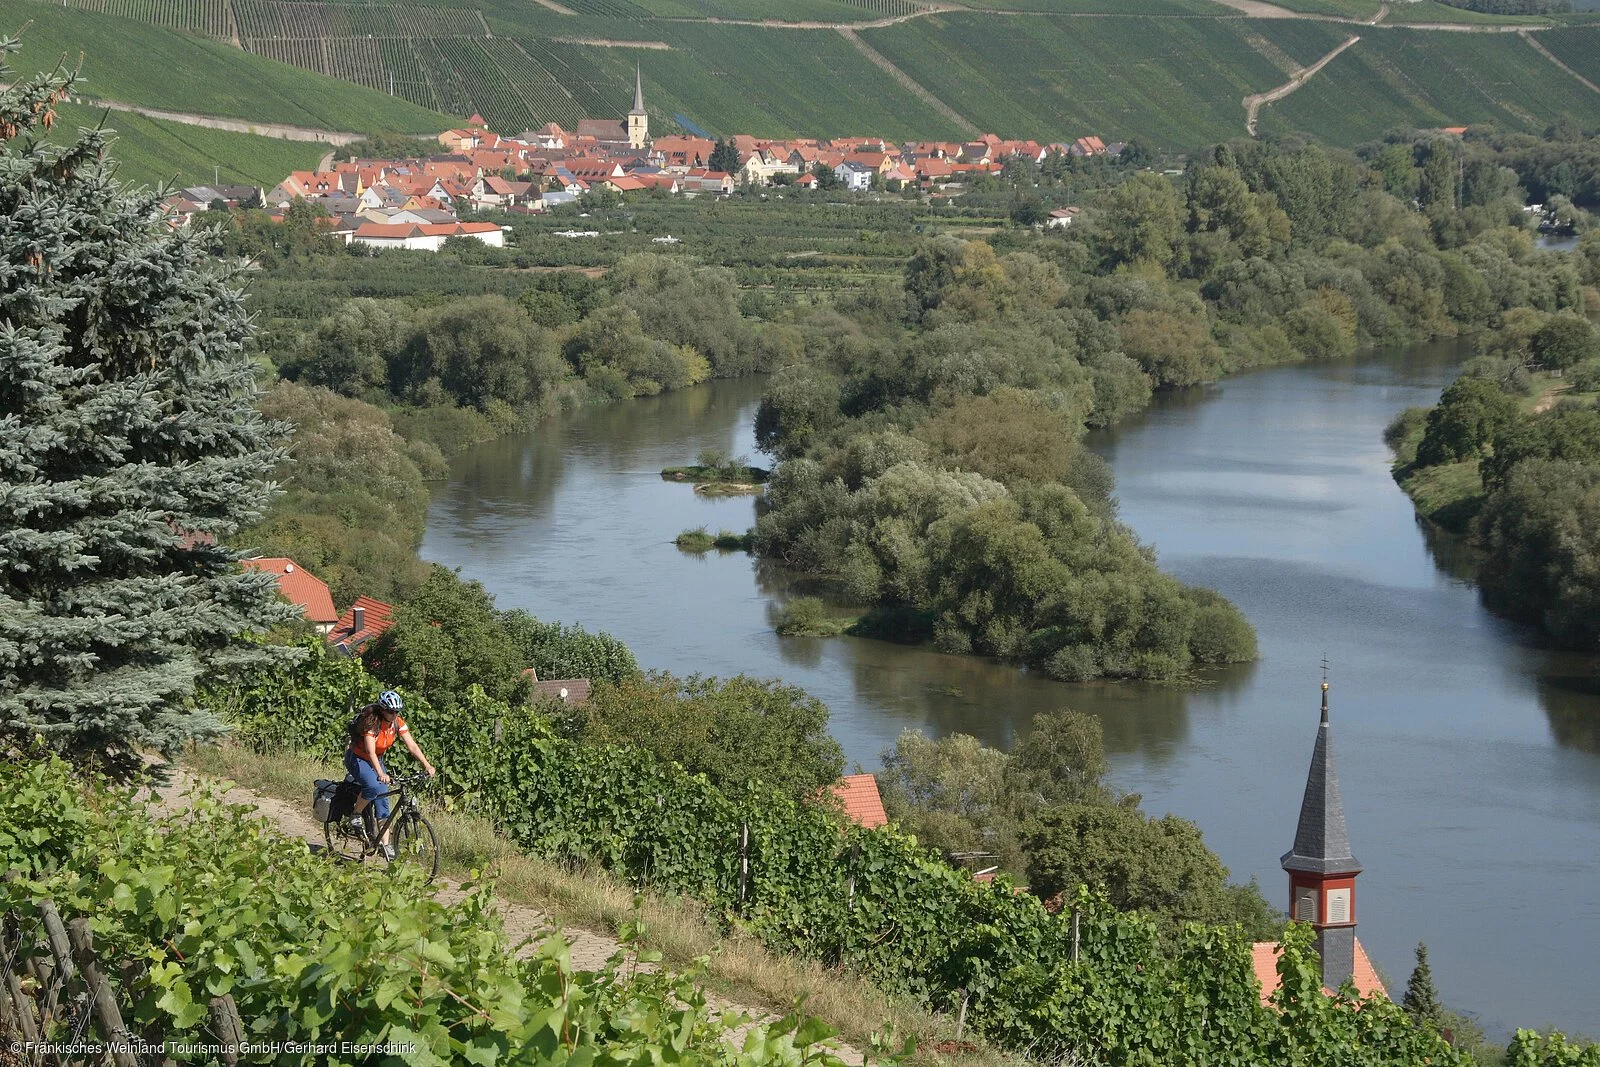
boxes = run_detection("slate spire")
[1280,681,1362,876]
[631,64,645,115]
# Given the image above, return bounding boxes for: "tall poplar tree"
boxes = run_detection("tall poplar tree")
[0,41,296,767]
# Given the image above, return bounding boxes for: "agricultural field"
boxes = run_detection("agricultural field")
[1535,23,1600,85]
[3,0,452,131]
[1382,0,1553,23]
[48,101,326,186]
[57,0,235,36]
[857,13,1353,146]
[1254,27,1600,144]
[627,0,929,17]
[952,0,1232,12]
[1253,0,1383,18]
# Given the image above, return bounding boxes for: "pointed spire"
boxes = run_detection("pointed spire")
[631,64,646,115]
[1281,680,1362,875]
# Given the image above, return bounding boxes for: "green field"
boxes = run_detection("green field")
[1255,27,1600,144]
[1,0,452,131]
[856,14,1352,146]
[47,101,325,187]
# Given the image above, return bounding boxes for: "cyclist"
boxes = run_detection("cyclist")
[346,689,436,859]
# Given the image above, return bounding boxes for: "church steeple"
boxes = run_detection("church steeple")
[627,64,648,150]
[1282,679,1363,991]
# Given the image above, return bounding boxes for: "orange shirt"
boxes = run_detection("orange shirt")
[354,714,408,763]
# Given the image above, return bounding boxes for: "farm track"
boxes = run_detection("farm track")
[68,95,363,144]
[153,767,867,1065]
[1243,32,1360,135]
[550,36,673,47]
[1520,29,1600,96]
[837,26,980,135]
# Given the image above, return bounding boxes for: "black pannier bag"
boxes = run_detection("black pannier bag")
[312,779,358,823]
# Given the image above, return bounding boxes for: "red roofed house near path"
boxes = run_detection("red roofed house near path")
[828,774,888,829]
[1252,681,1389,1005]
[328,596,396,657]
[242,558,337,633]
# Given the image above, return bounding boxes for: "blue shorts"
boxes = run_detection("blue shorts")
[345,750,390,821]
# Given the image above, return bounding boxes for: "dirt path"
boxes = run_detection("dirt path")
[551,37,673,48]
[1521,29,1600,96]
[69,95,368,144]
[1243,33,1360,135]
[837,27,980,136]
[658,4,960,30]
[153,769,863,1063]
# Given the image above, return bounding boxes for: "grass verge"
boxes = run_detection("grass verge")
[181,743,1024,1067]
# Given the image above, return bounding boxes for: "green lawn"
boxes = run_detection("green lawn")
[1255,27,1600,145]
[0,0,452,132]
[48,101,325,188]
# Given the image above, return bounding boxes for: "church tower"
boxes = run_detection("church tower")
[628,64,648,150]
[1281,680,1363,990]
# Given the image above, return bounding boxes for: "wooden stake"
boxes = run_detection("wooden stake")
[66,918,136,1067]
[737,822,749,905]
[209,994,245,1066]
[36,900,75,1029]
[953,989,970,1041]
[1071,908,1081,963]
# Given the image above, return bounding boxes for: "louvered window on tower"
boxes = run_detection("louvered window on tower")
[1327,889,1351,924]
[1295,888,1317,922]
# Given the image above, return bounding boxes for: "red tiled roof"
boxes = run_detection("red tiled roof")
[1250,938,1388,1005]
[329,595,395,654]
[242,557,337,624]
[828,774,888,829]
[523,670,592,706]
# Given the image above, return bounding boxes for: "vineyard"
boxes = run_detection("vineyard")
[0,757,859,1067]
[1254,26,1600,145]
[59,0,235,36]
[186,641,1600,1067]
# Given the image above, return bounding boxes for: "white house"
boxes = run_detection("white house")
[1045,206,1081,230]
[351,221,506,252]
[833,160,874,192]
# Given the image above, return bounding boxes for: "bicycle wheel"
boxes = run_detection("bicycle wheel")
[387,810,439,882]
[323,809,372,864]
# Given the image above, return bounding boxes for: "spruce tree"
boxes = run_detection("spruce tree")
[0,40,296,767]
[1402,941,1443,1025]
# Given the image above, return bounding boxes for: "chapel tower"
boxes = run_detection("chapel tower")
[1280,680,1363,990]
[628,65,649,150]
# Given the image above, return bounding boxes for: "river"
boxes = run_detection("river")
[422,345,1600,1039]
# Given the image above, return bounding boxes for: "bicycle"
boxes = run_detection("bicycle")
[322,770,439,882]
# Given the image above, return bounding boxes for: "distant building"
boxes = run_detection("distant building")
[328,595,395,657]
[524,667,591,707]
[1045,206,1081,229]
[827,774,888,829]
[241,557,337,632]
[1252,682,1388,1004]
[833,160,874,192]
[576,65,650,152]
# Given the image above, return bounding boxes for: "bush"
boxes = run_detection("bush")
[775,597,851,637]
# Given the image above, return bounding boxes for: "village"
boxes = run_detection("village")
[161,68,1107,250]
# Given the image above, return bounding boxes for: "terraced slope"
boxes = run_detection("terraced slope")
[1255,26,1600,143]
[0,0,451,132]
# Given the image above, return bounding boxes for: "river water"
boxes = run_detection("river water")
[423,345,1600,1038]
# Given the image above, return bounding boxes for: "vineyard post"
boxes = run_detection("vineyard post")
[65,918,137,1067]
[1071,909,1080,963]
[35,900,75,1031]
[209,994,245,1065]
[954,989,970,1042]
[737,821,749,905]
[0,910,42,1060]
